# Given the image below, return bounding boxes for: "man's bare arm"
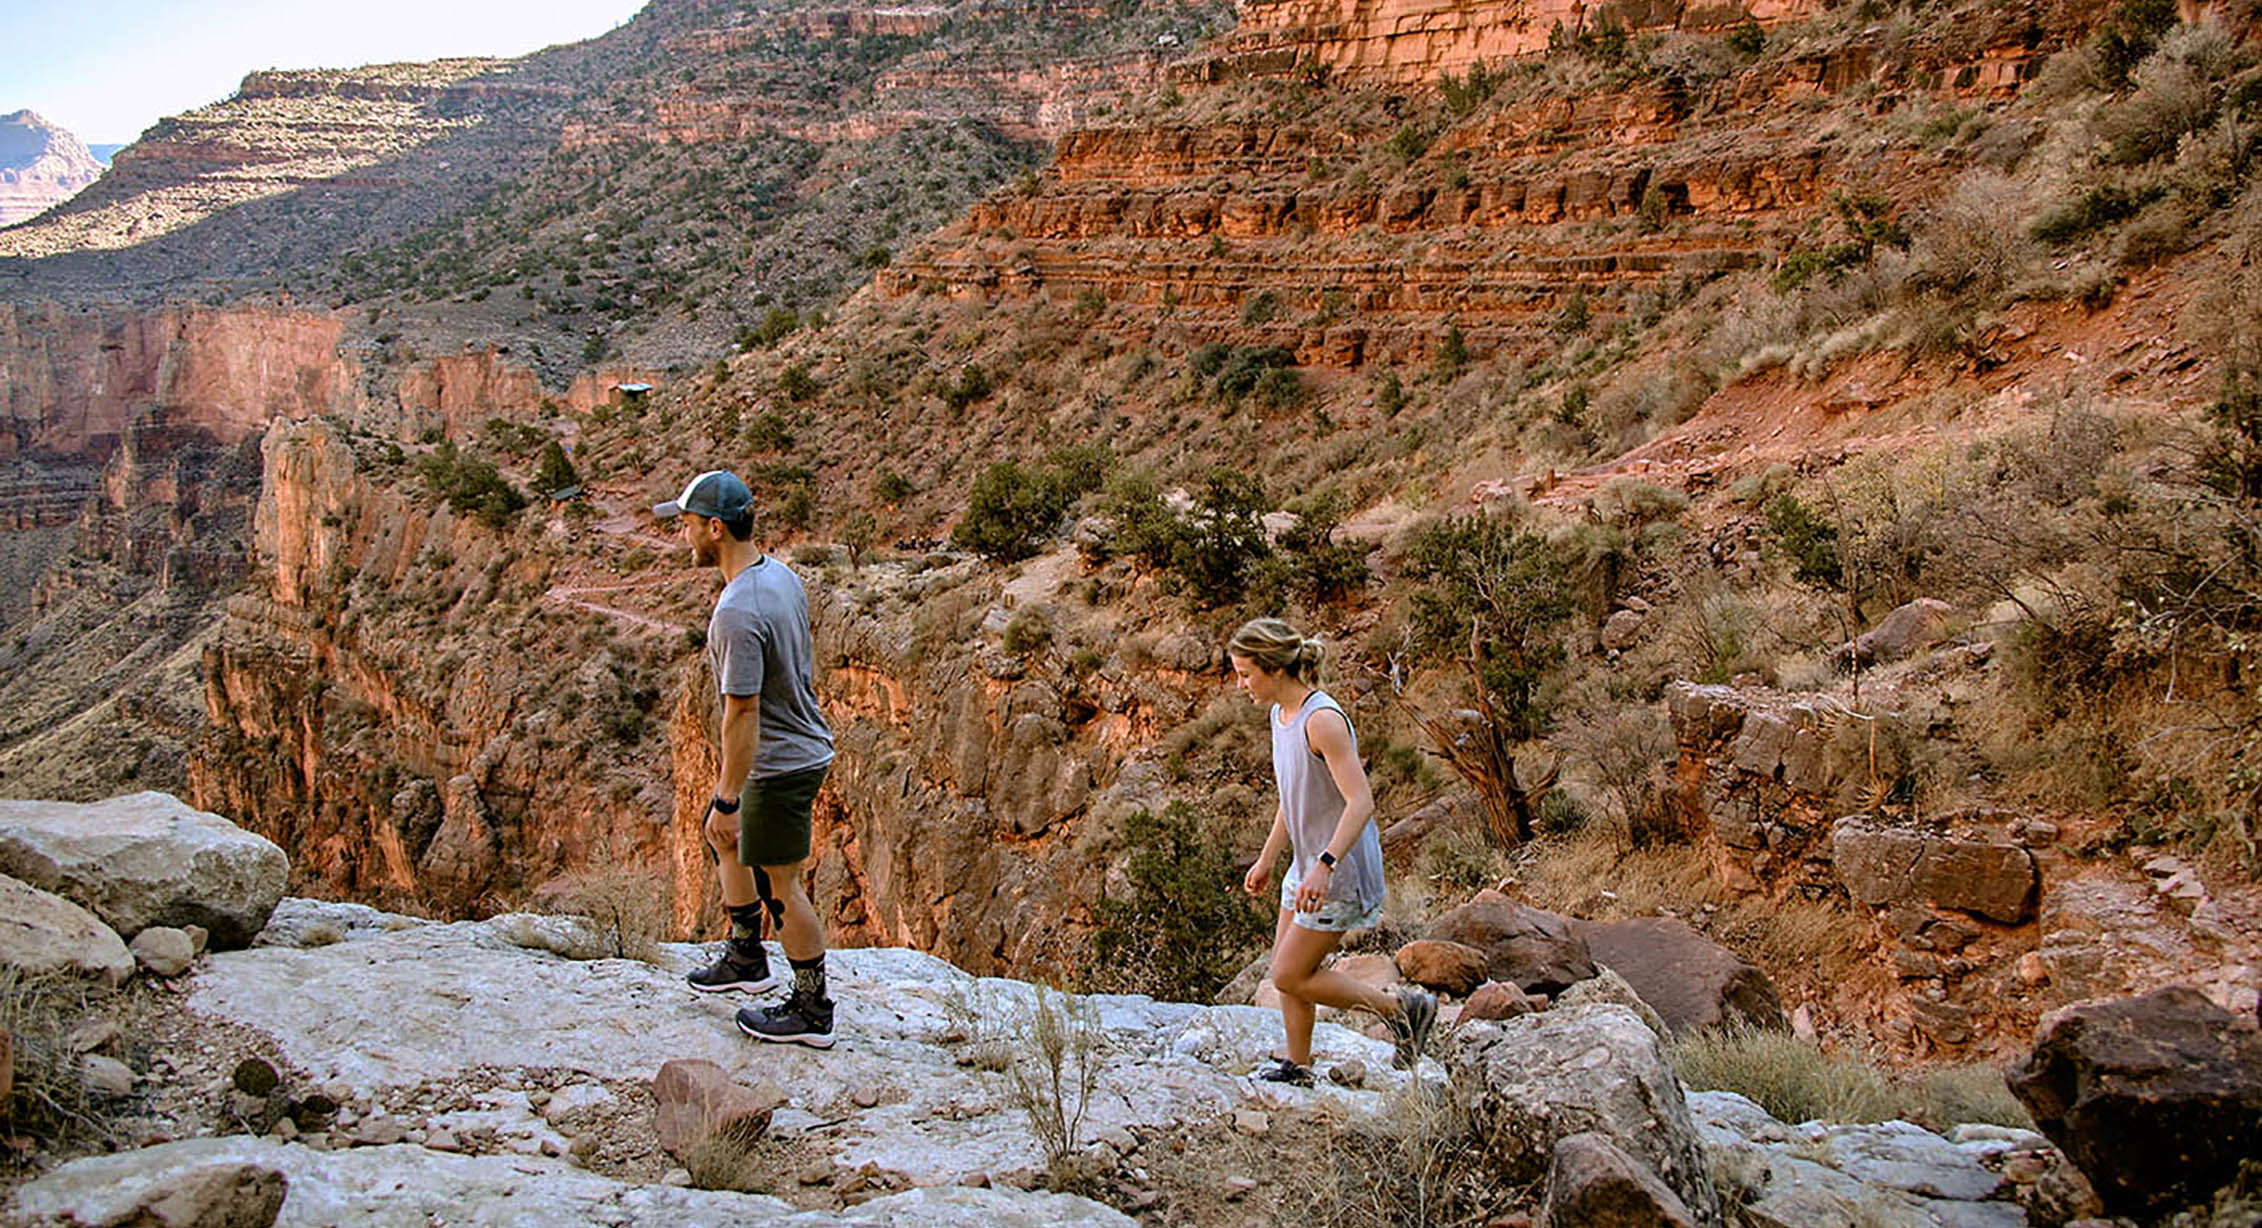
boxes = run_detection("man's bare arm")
[716,693,762,802]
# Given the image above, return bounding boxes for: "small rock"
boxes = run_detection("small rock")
[183,924,210,956]
[1223,1176,1257,1199]
[426,1128,462,1153]
[2001,1153,2048,1183]
[1463,981,1536,1022]
[1232,1109,1270,1137]
[852,1087,882,1109]
[1326,1060,1368,1088]
[129,927,197,977]
[1540,1132,1697,1228]
[1131,1188,1165,1209]
[81,1055,134,1097]
[800,1162,834,1186]
[508,1136,544,1156]
[540,1137,564,1157]
[957,1171,990,1188]
[64,1018,120,1054]
[651,1059,783,1161]
[662,1168,692,1187]
[1394,939,1491,998]
[232,1057,280,1097]
[352,1117,407,1147]
[2016,952,2050,987]
[568,1133,599,1158]
[119,1161,287,1228]
[269,1117,298,1141]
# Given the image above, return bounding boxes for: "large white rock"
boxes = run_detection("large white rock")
[0,872,133,985]
[187,908,1423,1186]
[1687,1092,2028,1228]
[4,1136,1138,1227]
[0,793,288,947]
[1446,1004,1722,1221]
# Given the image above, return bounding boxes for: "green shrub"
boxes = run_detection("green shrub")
[745,411,794,453]
[1002,606,1053,654]
[1764,493,1843,586]
[778,363,819,403]
[1175,467,1273,604]
[872,469,915,503]
[1279,491,1369,604]
[944,364,993,413]
[534,441,580,495]
[2032,183,2157,245]
[1209,346,1297,409]
[953,460,1066,562]
[1241,290,1281,325]
[748,306,800,348]
[1435,325,1470,376]
[1090,803,1270,1001]
[1727,13,1766,58]
[416,441,527,529]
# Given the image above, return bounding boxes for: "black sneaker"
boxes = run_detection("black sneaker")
[686,944,777,994]
[737,992,835,1049]
[1387,987,1437,1070]
[1256,1058,1314,1087]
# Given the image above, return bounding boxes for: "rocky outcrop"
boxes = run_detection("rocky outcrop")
[1689,1091,2028,1228]
[0,111,103,227]
[0,791,287,947]
[0,872,134,985]
[2006,985,2262,1219]
[9,1137,1135,1228]
[1447,1004,1722,1221]
[1831,818,2036,926]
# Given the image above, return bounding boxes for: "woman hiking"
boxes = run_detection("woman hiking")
[1231,618,1435,1086]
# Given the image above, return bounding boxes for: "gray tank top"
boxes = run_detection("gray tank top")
[1272,690,1385,912]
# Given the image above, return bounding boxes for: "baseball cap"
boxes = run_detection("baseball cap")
[653,470,755,520]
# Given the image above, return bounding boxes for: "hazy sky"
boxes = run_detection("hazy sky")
[0,0,652,146]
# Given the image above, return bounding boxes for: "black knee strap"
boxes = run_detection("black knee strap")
[751,866,787,926]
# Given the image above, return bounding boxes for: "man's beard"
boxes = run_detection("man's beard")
[692,537,720,567]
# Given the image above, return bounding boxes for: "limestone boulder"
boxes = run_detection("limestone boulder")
[1848,598,1955,666]
[131,926,199,977]
[7,1137,1138,1227]
[0,873,134,985]
[1425,890,1596,994]
[1579,917,1786,1036]
[1831,819,2036,924]
[1554,967,1670,1040]
[1446,1004,1720,1221]
[1541,1132,1697,1228]
[0,793,287,948]
[652,1058,785,1161]
[2006,985,2262,1218]
[1393,939,1489,998]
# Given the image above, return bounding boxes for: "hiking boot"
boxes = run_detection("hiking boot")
[686,943,777,994]
[737,992,835,1049]
[1256,1058,1314,1087]
[1387,987,1437,1070]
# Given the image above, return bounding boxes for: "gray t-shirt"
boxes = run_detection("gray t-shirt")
[707,555,835,779]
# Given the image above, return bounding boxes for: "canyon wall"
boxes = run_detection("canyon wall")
[0,110,104,227]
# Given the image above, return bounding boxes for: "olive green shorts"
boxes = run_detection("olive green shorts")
[739,764,828,869]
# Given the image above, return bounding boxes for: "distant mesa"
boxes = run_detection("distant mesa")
[0,109,104,227]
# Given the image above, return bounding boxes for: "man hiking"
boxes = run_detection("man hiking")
[656,469,839,1048]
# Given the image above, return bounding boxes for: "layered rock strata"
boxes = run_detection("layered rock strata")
[0,110,104,227]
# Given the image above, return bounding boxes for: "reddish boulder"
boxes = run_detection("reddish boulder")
[1394,939,1490,998]
[651,1059,785,1161]
[1541,1132,1697,1228]
[1425,890,1596,995]
[1578,917,1785,1036]
[2006,985,2262,1218]
[1462,981,1538,1021]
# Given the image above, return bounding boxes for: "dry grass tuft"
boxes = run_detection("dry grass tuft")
[1670,1027,2032,1130]
[532,859,672,964]
[1287,1080,1534,1228]
[1511,829,1726,921]
[0,968,121,1158]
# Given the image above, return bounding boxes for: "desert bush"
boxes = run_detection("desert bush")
[943,364,993,413]
[1277,490,1370,605]
[1772,194,1910,292]
[1002,605,1053,654]
[1562,707,1679,848]
[2097,22,2246,165]
[1291,1079,1526,1228]
[1001,984,1102,1172]
[1399,514,1576,845]
[1172,468,1273,605]
[534,441,580,495]
[777,363,819,403]
[416,442,527,529]
[1089,802,1270,1001]
[953,460,1067,562]
[1907,170,2035,301]
[532,860,671,962]
[1595,477,1690,527]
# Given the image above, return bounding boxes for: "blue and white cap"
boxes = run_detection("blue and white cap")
[653,470,755,520]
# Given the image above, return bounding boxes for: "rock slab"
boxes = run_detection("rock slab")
[1579,917,1786,1036]
[1831,818,2036,924]
[1447,1004,1720,1221]
[1393,939,1489,998]
[0,872,134,985]
[2006,984,2262,1217]
[0,793,288,947]
[1541,1131,1697,1228]
[1424,890,1596,994]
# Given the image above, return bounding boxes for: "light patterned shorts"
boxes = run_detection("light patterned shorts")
[1281,867,1384,933]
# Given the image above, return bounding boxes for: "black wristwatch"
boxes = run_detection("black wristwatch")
[1318,850,1338,869]
[710,794,741,815]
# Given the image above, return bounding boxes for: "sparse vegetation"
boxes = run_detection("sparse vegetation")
[1089,802,1270,1001]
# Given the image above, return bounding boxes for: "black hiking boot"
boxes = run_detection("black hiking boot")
[737,991,836,1049]
[1387,987,1437,1070]
[1256,1058,1315,1087]
[686,943,777,994]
